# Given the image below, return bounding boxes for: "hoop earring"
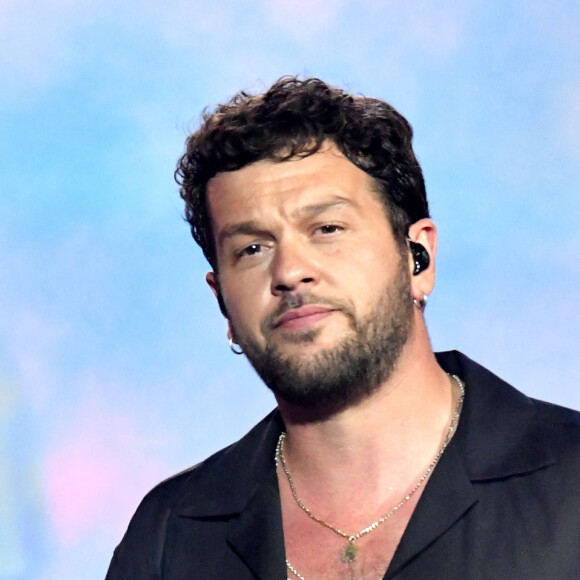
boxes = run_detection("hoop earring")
[229,337,244,355]
[413,295,427,311]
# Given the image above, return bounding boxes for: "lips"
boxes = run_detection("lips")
[274,305,336,329]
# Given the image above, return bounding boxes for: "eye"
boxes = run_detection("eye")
[236,243,264,259]
[316,224,343,235]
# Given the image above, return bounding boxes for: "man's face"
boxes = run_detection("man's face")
[206,144,415,409]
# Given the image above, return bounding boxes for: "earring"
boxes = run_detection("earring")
[413,295,427,311]
[229,336,244,355]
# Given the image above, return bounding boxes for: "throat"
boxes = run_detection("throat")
[276,375,465,579]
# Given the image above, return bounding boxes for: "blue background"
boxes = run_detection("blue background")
[1,1,579,577]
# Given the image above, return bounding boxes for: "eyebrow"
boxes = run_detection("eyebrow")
[217,221,269,246]
[217,197,357,246]
[292,197,356,219]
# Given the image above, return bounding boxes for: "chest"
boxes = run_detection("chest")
[281,490,423,580]
[157,472,580,580]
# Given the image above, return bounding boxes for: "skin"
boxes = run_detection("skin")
[205,143,459,578]
[207,146,421,354]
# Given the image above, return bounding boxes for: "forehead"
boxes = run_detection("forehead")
[206,144,380,224]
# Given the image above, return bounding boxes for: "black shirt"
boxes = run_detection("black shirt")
[106,351,580,579]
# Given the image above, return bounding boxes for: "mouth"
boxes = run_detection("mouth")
[273,305,337,330]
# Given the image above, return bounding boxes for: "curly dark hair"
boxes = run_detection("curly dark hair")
[175,76,429,270]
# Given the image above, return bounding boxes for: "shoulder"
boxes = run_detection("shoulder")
[131,409,282,520]
[106,410,282,578]
[531,397,580,427]
[437,349,580,429]
[436,349,580,475]
[530,397,580,463]
[106,446,233,577]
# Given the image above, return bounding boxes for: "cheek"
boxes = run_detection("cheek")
[336,248,386,288]
[344,249,405,303]
[221,276,272,331]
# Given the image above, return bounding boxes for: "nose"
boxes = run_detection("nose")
[270,240,317,295]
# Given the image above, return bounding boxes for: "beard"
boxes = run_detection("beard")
[235,256,414,414]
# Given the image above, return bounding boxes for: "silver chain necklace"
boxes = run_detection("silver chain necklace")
[276,374,465,579]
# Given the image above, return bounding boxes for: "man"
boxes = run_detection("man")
[106,77,580,579]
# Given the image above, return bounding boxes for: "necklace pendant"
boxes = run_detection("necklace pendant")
[341,543,358,563]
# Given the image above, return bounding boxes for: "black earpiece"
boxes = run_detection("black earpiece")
[409,241,430,275]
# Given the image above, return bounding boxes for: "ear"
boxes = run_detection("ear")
[206,270,219,297]
[407,218,437,300]
[205,271,230,320]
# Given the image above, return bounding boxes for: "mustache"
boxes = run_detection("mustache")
[263,293,354,331]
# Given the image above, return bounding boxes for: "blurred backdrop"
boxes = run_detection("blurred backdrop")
[1,1,579,578]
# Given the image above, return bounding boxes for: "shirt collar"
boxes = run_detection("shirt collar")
[174,350,555,517]
[436,350,555,480]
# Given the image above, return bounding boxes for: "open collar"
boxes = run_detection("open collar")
[172,410,286,579]
[436,350,555,481]
[386,351,556,577]
[171,351,556,578]
[174,351,555,515]
[173,410,284,519]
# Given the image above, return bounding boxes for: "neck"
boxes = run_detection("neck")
[275,333,457,509]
